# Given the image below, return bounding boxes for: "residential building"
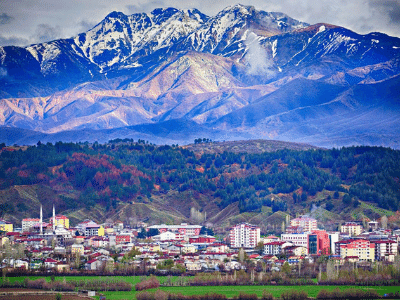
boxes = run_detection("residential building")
[229,223,260,248]
[335,239,375,262]
[290,216,317,232]
[90,236,109,248]
[281,233,309,249]
[189,235,216,244]
[71,243,85,255]
[76,220,105,237]
[263,235,280,243]
[374,240,398,262]
[147,223,202,237]
[22,218,39,232]
[50,215,70,229]
[264,241,292,255]
[206,243,229,253]
[341,222,363,237]
[0,219,13,232]
[155,231,177,241]
[284,245,308,256]
[109,234,131,246]
[328,232,340,255]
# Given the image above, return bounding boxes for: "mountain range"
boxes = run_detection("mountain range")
[1,4,400,148]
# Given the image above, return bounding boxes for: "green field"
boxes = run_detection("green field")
[3,276,400,299]
[98,285,400,300]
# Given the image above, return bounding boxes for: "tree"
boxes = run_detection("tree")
[381,215,388,229]
[342,194,352,205]
[256,241,264,254]
[281,262,291,275]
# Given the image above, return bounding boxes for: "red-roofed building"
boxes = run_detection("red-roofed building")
[264,241,292,255]
[189,235,216,244]
[336,239,375,262]
[44,258,59,269]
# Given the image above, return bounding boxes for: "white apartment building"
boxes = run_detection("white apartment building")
[290,216,317,232]
[22,218,39,232]
[375,240,398,262]
[229,223,260,248]
[281,233,309,250]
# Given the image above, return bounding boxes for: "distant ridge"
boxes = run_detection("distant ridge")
[1,4,400,148]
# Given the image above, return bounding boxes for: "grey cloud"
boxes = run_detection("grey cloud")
[0,13,13,25]
[32,24,62,43]
[0,35,30,47]
[370,0,400,23]
[78,20,98,32]
[126,0,166,14]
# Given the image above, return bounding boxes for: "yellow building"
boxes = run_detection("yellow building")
[182,244,197,254]
[341,222,363,236]
[135,243,161,253]
[337,239,375,262]
[71,244,85,255]
[51,215,69,229]
[98,226,105,237]
[0,220,13,232]
[0,236,9,246]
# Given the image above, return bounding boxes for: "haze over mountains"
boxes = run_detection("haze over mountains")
[1,4,400,148]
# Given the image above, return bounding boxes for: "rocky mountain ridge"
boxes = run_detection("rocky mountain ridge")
[1,4,400,148]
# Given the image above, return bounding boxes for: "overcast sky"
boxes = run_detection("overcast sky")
[1,0,400,47]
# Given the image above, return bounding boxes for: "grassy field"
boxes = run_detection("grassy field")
[97,285,400,300]
[3,276,400,299]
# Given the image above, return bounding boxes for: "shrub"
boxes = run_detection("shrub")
[135,276,160,291]
[235,292,258,300]
[281,290,308,300]
[261,290,274,300]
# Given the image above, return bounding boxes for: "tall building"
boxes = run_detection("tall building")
[290,216,317,232]
[229,223,260,248]
[308,230,331,255]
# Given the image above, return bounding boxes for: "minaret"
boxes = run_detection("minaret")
[40,205,43,235]
[52,204,56,231]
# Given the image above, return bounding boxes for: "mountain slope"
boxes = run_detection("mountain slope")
[0,5,400,148]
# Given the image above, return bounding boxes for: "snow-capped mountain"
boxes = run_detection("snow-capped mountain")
[1,4,400,148]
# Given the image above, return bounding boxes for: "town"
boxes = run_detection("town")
[0,205,397,275]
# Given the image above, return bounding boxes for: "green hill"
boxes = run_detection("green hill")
[0,140,399,233]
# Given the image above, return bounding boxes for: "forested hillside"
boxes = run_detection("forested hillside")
[0,140,399,233]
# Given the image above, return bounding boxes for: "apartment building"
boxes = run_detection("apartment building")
[229,223,260,248]
[290,216,317,232]
[341,222,363,237]
[335,239,375,262]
